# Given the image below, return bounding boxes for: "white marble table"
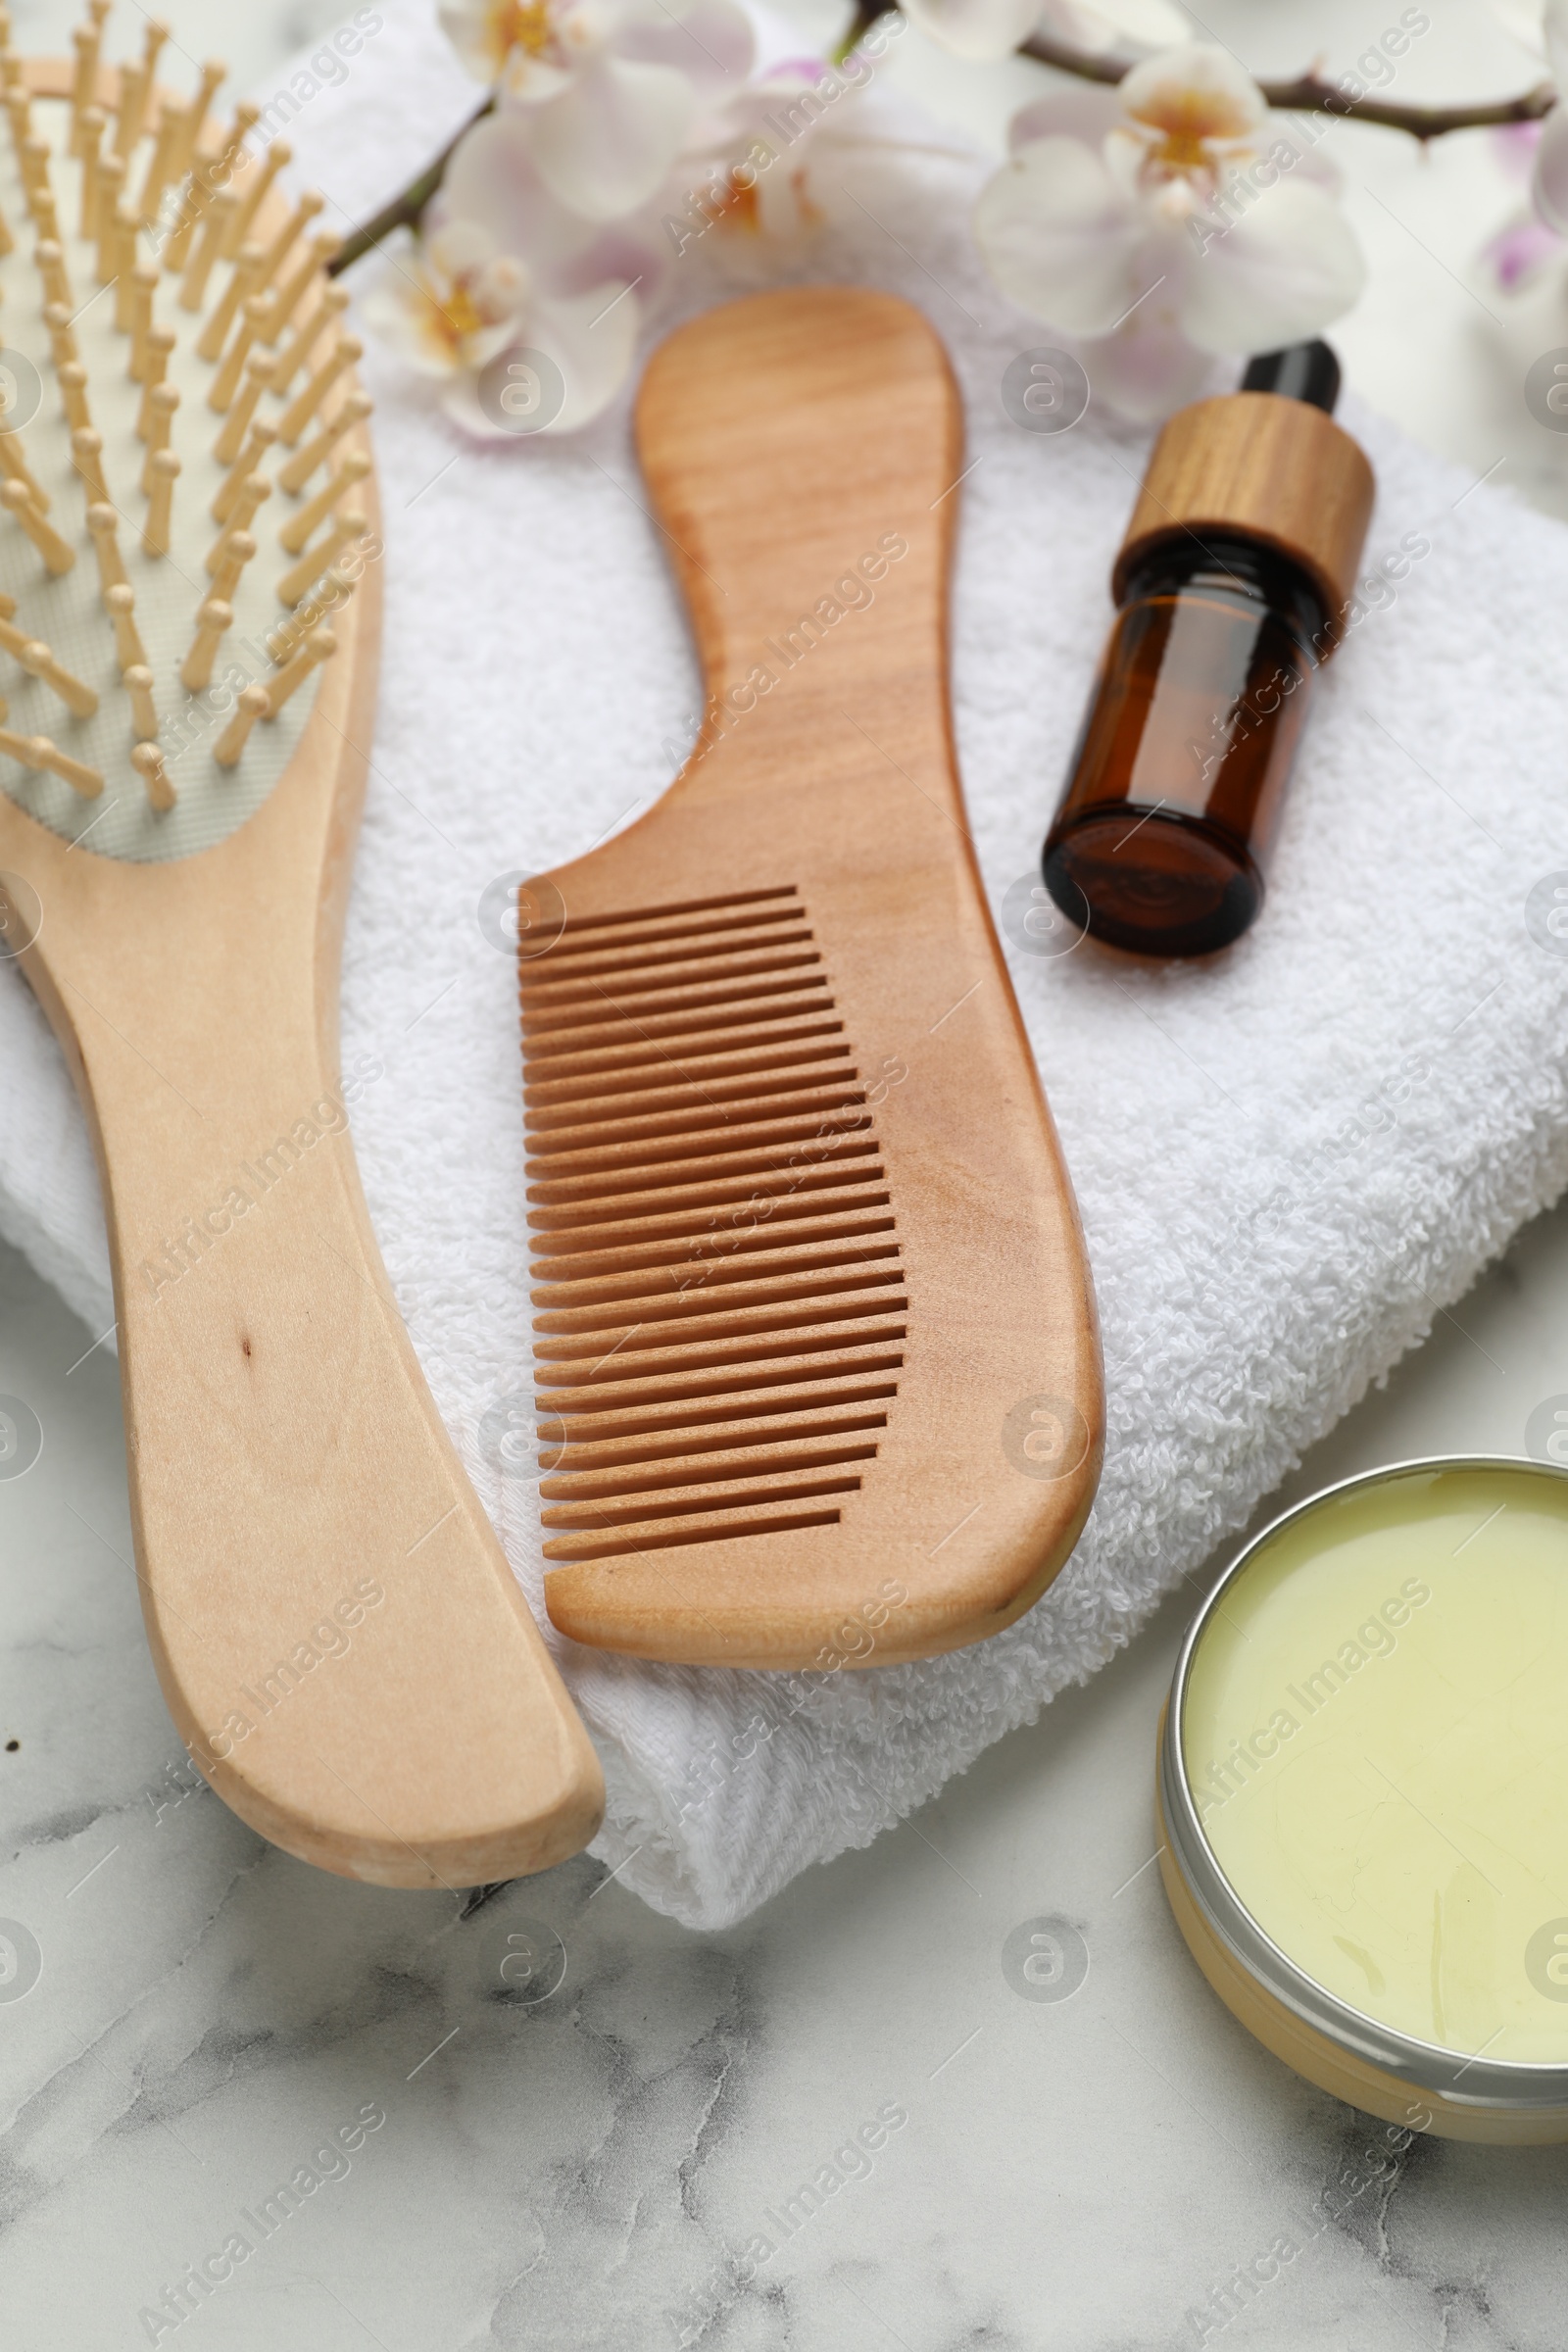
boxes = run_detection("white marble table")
[5,2,1568,2346]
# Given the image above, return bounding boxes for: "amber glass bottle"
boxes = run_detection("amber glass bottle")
[1042,343,1374,957]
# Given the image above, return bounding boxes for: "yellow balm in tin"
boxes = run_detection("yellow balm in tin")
[1158,1459,1568,2141]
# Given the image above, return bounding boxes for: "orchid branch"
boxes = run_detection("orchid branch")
[831,0,885,64]
[1017,26,1556,141]
[327,96,494,277]
[327,8,1558,276]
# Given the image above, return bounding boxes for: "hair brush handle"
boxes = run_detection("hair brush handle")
[0,50,602,1883]
[4,687,603,1888]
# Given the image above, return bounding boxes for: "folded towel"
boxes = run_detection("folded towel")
[4,1,1568,1929]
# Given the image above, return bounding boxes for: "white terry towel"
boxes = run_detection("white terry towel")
[4,3,1568,1929]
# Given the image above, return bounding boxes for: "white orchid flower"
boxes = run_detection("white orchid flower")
[666,66,826,254]
[661,50,917,264]
[363,112,663,435]
[974,45,1366,418]
[439,0,755,220]
[364,220,528,376]
[1483,0,1568,243]
[1515,0,1568,232]
[901,0,1189,69]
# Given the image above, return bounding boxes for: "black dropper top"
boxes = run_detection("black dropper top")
[1240,339,1341,415]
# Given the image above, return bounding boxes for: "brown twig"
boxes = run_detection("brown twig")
[327,96,494,276]
[831,0,885,63]
[1018,28,1556,141]
[327,12,1559,276]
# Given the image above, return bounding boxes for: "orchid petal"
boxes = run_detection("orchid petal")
[440,110,671,307]
[360,278,458,377]
[612,0,755,100]
[1485,206,1562,288]
[1102,121,1152,201]
[426,217,498,277]
[1534,98,1568,231]
[1117,41,1267,146]
[466,312,532,371]
[500,51,575,102]
[974,135,1146,335]
[438,0,513,81]
[528,52,697,218]
[1080,303,1214,421]
[1077,0,1191,43]
[901,0,1046,65]
[1494,118,1545,183]
[1270,123,1342,191]
[1179,174,1366,353]
[1007,84,1124,154]
[535,280,644,428]
[445,109,602,269]
[1544,0,1568,83]
[360,254,513,379]
[442,279,642,436]
[1040,0,1191,49]
[553,209,669,301]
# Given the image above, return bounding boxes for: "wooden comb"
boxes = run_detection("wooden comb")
[522,287,1103,1672]
[0,20,602,1885]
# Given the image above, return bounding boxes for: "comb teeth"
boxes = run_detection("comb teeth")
[519,887,907,1562]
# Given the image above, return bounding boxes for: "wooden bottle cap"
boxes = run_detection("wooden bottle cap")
[1112,391,1376,647]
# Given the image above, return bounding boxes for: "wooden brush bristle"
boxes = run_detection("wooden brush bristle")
[0,9,372,838]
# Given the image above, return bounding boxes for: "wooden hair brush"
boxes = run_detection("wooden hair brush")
[0,15,602,1886]
[521,287,1104,1672]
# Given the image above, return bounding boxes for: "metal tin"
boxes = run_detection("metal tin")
[1158,1455,1568,2143]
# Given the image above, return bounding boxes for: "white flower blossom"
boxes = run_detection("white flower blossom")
[973,45,1365,419]
[659,38,920,267]
[362,113,663,434]
[1513,0,1568,233]
[440,0,755,220]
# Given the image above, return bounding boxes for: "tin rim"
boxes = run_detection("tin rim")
[1161,1453,1568,2113]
